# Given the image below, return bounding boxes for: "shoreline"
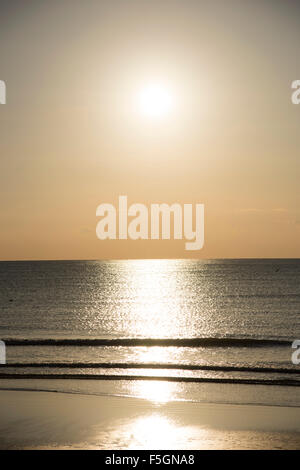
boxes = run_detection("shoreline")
[1,389,300,449]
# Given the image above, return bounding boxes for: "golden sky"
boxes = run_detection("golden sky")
[0,0,299,260]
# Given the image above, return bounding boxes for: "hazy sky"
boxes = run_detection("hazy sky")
[0,0,299,260]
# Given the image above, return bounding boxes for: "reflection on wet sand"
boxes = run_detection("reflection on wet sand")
[1,390,300,449]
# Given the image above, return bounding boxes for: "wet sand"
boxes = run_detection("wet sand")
[0,390,300,449]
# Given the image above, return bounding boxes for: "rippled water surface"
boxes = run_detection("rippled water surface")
[0,259,299,392]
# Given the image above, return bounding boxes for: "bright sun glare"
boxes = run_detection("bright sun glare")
[138,83,174,118]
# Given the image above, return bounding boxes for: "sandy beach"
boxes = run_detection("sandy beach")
[0,389,300,450]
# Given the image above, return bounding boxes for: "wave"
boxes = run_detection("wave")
[0,372,299,386]
[2,337,292,347]
[0,362,299,374]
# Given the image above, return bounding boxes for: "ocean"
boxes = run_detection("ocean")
[0,259,299,406]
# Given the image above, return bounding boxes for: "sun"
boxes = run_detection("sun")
[138,82,174,118]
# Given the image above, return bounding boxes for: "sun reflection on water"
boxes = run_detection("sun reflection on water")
[135,346,173,364]
[130,380,173,403]
[121,259,190,338]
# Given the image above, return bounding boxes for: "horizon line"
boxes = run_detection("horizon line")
[0,257,299,262]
